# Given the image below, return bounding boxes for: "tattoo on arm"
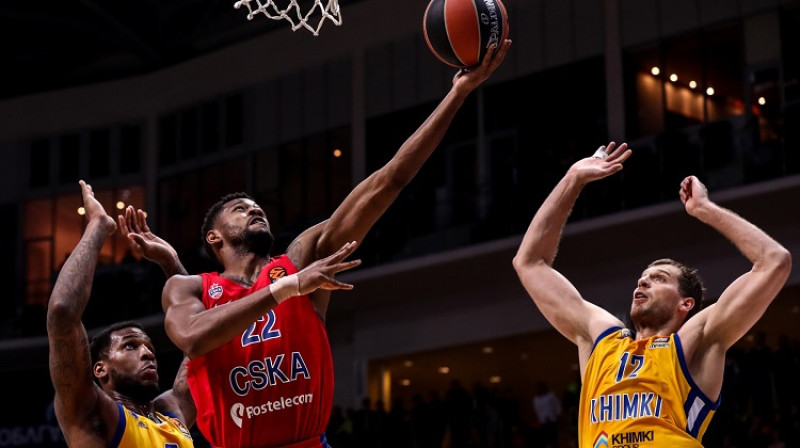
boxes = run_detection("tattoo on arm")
[49,333,92,392]
[48,224,108,403]
[49,230,107,333]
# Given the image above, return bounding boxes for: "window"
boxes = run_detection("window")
[225,93,244,147]
[59,134,81,184]
[624,23,745,139]
[89,129,111,178]
[180,108,199,160]
[120,125,142,175]
[201,101,221,154]
[159,114,178,167]
[22,186,146,308]
[29,139,50,188]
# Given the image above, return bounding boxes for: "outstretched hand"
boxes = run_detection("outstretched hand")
[79,180,116,234]
[296,241,362,295]
[679,175,711,217]
[452,39,512,92]
[567,142,632,184]
[118,205,178,267]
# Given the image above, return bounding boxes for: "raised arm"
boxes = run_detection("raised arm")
[512,143,631,361]
[163,241,362,358]
[296,40,512,265]
[679,176,791,350]
[47,180,120,446]
[117,206,196,426]
[118,205,187,277]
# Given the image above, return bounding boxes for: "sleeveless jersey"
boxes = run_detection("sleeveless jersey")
[578,327,719,448]
[110,402,193,448]
[187,255,335,448]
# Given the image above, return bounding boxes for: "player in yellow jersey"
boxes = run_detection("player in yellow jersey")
[512,142,792,447]
[47,180,196,448]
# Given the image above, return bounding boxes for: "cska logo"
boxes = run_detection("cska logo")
[209,283,224,300]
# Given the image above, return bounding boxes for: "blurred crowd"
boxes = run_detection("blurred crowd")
[318,331,800,448]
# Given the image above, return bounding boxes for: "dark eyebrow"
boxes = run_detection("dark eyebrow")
[115,331,150,344]
[224,200,249,211]
[225,199,259,210]
[642,268,673,277]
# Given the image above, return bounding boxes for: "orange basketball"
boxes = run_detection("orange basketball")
[423,0,509,69]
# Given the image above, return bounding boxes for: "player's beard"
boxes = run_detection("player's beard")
[630,301,670,330]
[231,226,274,258]
[111,368,160,402]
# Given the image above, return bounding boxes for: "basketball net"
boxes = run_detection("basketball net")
[234,0,342,36]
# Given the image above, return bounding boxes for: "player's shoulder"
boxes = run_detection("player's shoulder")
[286,221,328,268]
[164,273,205,292]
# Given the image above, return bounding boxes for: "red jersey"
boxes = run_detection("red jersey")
[187,255,335,448]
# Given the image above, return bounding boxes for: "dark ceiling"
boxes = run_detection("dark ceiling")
[1,0,360,101]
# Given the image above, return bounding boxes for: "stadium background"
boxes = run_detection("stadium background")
[1,0,800,446]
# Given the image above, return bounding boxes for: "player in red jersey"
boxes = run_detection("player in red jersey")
[160,40,512,448]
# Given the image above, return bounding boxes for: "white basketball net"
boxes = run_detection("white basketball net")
[234,0,342,36]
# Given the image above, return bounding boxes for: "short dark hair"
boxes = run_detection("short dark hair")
[200,192,255,262]
[648,258,707,321]
[90,320,145,365]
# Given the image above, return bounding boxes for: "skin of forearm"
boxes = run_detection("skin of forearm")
[48,221,109,325]
[159,253,188,277]
[386,88,468,185]
[692,202,785,265]
[518,173,584,266]
[175,287,278,357]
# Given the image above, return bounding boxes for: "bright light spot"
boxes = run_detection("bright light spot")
[706,87,715,96]
[489,376,502,384]
[333,149,342,158]
[77,207,86,216]
[438,366,450,374]
[758,97,766,106]
[669,74,678,82]
[116,201,125,210]
[689,81,697,89]
[482,346,494,354]
[403,360,413,367]
[650,67,660,76]
[400,379,411,386]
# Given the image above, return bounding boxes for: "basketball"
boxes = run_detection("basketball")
[423,0,509,69]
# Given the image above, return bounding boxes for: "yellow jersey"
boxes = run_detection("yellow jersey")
[579,328,719,448]
[110,402,194,448]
